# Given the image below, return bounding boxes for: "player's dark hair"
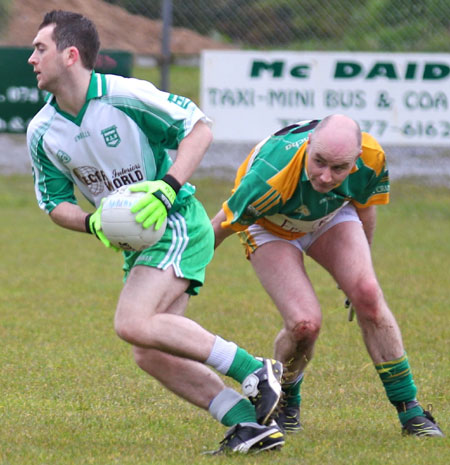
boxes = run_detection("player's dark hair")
[39,10,100,70]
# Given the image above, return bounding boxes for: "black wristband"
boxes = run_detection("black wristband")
[85,214,92,234]
[162,174,182,194]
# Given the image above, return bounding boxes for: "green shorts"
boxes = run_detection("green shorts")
[122,196,214,295]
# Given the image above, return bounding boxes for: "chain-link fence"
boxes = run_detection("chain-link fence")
[107,0,450,184]
[2,1,450,62]
[1,1,450,59]
[104,0,450,52]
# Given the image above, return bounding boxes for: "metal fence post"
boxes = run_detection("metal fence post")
[161,0,172,91]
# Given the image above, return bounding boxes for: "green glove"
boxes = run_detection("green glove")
[85,199,119,251]
[129,175,181,230]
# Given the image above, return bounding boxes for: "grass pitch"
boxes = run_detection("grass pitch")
[0,175,449,465]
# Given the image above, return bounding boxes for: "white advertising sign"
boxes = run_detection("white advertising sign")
[201,50,450,145]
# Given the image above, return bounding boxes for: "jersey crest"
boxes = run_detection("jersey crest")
[101,125,121,147]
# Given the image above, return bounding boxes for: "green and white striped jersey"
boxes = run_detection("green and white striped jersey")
[27,72,211,213]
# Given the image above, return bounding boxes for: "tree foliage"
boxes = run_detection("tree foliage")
[0,0,12,38]
[103,0,450,51]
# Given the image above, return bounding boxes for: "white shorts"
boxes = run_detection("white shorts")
[241,204,361,255]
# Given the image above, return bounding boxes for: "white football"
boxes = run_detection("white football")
[101,185,167,251]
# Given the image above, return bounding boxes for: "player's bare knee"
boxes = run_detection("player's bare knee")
[351,279,385,321]
[114,318,133,343]
[288,317,321,343]
[114,315,147,345]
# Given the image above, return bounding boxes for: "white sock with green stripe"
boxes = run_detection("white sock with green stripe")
[209,388,257,426]
[205,336,238,375]
[205,336,263,383]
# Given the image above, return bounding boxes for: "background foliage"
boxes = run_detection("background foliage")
[0,0,12,37]
[104,0,450,51]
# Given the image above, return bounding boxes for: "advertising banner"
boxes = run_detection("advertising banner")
[201,50,450,145]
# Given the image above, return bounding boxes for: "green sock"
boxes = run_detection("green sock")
[397,404,424,424]
[221,398,257,426]
[226,348,263,383]
[283,375,304,407]
[375,352,423,425]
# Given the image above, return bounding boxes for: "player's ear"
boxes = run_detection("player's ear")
[65,46,80,66]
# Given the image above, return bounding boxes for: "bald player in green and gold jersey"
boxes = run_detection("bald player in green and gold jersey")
[212,115,444,438]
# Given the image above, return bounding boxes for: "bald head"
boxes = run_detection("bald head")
[305,115,362,193]
[309,114,362,160]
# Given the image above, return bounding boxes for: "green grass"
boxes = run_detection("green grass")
[0,175,449,464]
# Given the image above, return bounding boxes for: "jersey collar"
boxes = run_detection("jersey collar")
[48,72,107,125]
[47,71,106,104]
[85,71,107,100]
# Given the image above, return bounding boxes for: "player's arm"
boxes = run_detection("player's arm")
[27,131,115,248]
[166,120,213,184]
[49,201,89,232]
[130,120,213,229]
[49,201,118,250]
[355,205,376,246]
[352,136,388,247]
[211,208,236,249]
[32,170,116,248]
[212,168,283,249]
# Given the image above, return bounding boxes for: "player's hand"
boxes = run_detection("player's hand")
[86,200,120,251]
[129,179,177,230]
[337,285,355,322]
[344,297,355,321]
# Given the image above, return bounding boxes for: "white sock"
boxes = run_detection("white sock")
[209,388,243,423]
[205,336,238,375]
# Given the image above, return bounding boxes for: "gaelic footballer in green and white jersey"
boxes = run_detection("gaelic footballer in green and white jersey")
[221,120,390,241]
[27,72,211,214]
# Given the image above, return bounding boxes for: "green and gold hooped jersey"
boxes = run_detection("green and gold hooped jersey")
[222,120,390,240]
[27,72,211,213]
